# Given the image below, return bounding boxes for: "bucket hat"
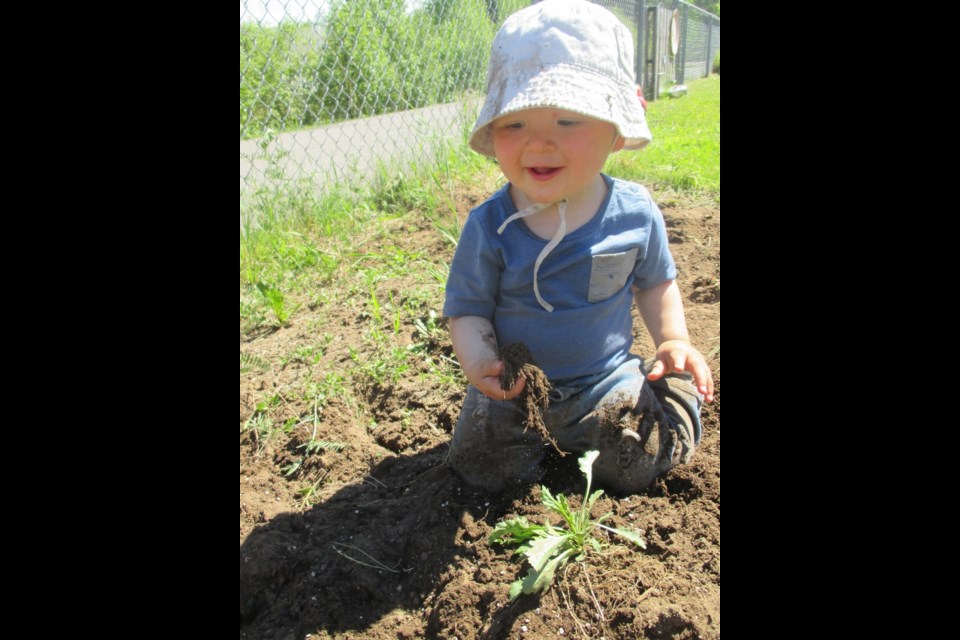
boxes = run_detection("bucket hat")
[470,0,651,157]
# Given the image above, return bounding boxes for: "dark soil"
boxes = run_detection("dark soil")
[498,342,564,456]
[240,187,720,639]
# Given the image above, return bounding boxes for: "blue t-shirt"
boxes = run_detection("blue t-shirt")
[443,175,676,385]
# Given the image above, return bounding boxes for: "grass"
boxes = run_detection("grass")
[605,76,720,198]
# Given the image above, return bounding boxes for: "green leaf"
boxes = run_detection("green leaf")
[521,548,576,596]
[541,487,575,526]
[523,534,568,572]
[578,450,600,487]
[597,524,647,549]
[509,579,524,601]
[540,486,558,510]
[578,450,601,525]
[488,517,545,545]
[587,488,604,510]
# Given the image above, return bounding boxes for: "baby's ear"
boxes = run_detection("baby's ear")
[612,135,626,152]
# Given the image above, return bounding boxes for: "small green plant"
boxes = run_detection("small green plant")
[240,351,270,372]
[489,450,646,601]
[332,542,402,573]
[256,281,295,326]
[242,413,275,453]
[300,439,348,454]
[368,286,382,325]
[240,297,269,335]
[413,310,444,342]
[297,471,329,507]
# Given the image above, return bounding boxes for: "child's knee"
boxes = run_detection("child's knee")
[642,364,703,453]
[448,387,544,493]
[590,404,678,493]
[589,370,702,494]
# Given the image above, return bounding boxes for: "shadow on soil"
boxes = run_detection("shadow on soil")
[239,445,591,639]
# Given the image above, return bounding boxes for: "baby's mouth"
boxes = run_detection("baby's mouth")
[527,166,562,180]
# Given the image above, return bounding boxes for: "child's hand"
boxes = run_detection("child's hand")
[468,359,527,402]
[647,339,715,403]
[449,316,526,401]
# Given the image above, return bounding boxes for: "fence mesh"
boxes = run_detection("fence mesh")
[676,1,719,83]
[239,0,717,196]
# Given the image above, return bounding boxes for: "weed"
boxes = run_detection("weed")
[240,352,270,372]
[256,281,297,326]
[280,344,324,367]
[387,292,400,335]
[242,413,276,453]
[372,171,435,214]
[368,286,382,326]
[489,451,646,600]
[332,542,403,573]
[421,262,450,286]
[240,296,268,335]
[281,460,302,477]
[284,439,348,481]
[413,310,444,342]
[297,471,329,507]
[300,440,348,454]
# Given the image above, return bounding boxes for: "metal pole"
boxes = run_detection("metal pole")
[636,0,646,91]
[678,2,688,84]
[650,4,659,98]
[705,15,712,77]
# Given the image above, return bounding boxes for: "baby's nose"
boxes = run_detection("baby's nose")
[525,133,555,151]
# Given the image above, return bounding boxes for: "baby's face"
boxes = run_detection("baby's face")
[491,108,623,205]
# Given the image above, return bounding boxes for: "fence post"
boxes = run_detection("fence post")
[636,0,646,94]
[705,15,712,77]
[677,1,687,84]
[648,4,659,98]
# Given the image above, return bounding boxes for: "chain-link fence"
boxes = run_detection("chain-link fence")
[664,1,720,87]
[239,0,718,196]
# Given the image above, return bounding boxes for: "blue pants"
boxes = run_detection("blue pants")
[448,357,702,494]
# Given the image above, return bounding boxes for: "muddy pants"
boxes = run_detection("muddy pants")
[448,357,702,494]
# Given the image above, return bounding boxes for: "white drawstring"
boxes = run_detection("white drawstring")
[497,199,568,312]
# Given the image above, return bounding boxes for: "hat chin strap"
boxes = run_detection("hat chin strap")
[497,199,568,312]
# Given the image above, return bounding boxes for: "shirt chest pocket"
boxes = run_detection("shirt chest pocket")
[588,248,639,303]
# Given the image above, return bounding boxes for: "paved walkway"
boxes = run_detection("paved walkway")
[240,99,480,198]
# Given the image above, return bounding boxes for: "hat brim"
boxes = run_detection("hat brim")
[469,63,652,157]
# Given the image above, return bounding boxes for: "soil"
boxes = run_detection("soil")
[240,188,720,639]
[498,343,562,456]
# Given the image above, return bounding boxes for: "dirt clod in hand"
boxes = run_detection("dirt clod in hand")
[499,342,565,456]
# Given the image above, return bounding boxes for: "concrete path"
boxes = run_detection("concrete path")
[240,99,480,198]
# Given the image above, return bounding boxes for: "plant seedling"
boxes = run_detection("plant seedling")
[256,281,294,325]
[488,450,646,600]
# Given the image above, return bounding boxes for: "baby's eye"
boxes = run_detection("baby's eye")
[503,122,524,130]
[557,119,580,127]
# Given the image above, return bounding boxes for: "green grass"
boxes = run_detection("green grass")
[604,76,720,199]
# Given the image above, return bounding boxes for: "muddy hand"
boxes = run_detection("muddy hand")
[647,339,714,403]
[473,359,525,401]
